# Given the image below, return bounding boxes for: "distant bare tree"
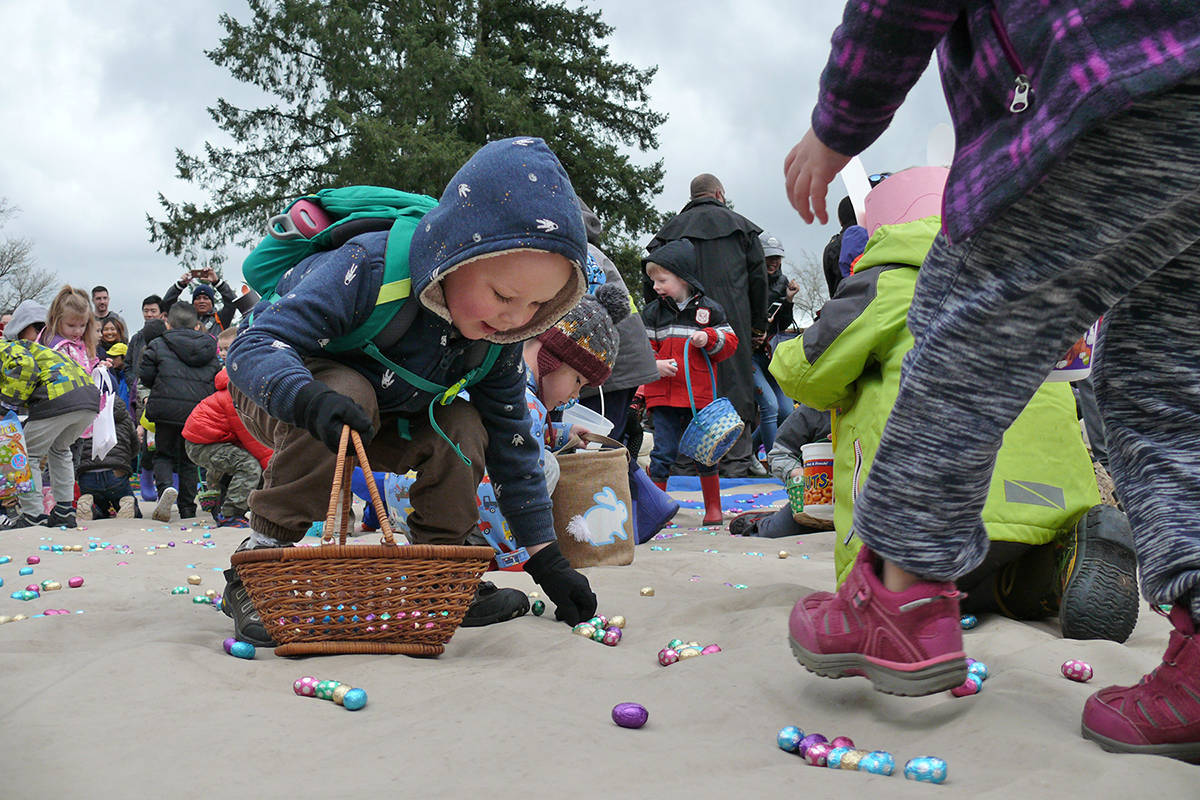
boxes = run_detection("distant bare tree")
[783,250,829,328]
[0,200,58,312]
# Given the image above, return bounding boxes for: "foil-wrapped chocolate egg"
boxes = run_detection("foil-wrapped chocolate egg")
[677,646,702,659]
[825,746,851,769]
[68,575,85,588]
[331,684,352,705]
[41,580,62,591]
[639,586,655,597]
[342,688,368,711]
[667,638,684,651]
[796,733,827,757]
[608,615,626,629]
[26,556,40,565]
[315,680,341,700]
[951,674,982,697]
[611,702,648,729]
[777,725,804,753]
[602,627,622,646]
[591,625,607,642]
[592,615,609,629]
[860,751,895,775]
[187,575,202,585]
[1061,659,1094,682]
[904,756,948,784]
[701,644,722,655]
[229,641,256,659]
[805,742,833,767]
[293,676,319,696]
[960,614,978,630]
[840,749,869,770]
[573,623,596,638]
[531,600,545,616]
[657,647,679,666]
[778,550,789,559]
[967,661,989,681]
[829,735,854,749]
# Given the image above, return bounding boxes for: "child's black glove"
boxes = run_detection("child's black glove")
[292,382,376,453]
[524,541,597,625]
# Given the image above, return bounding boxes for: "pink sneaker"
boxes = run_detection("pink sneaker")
[1081,604,1200,762]
[788,547,968,696]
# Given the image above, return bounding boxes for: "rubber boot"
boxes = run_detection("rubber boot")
[699,473,724,527]
[630,463,679,544]
[140,469,157,501]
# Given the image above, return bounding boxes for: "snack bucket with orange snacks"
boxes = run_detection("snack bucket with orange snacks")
[1048,318,1100,382]
[800,441,834,521]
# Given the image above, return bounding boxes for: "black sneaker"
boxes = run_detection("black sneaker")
[730,511,773,536]
[48,502,76,529]
[460,581,529,627]
[1058,504,1140,643]
[220,537,277,647]
[0,513,48,530]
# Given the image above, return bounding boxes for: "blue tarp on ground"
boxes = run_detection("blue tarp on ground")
[665,475,786,511]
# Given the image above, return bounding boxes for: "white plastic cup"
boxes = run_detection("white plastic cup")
[800,441,834,521]
[1048,319,1100,383]
[561,403,614,438]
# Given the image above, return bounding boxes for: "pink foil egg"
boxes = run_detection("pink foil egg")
[805,742,834,767]
[951,674,982,697]
[658,647,679,666]
[67,576,84,588]
[1061,659,1094,682]
[830,736,855,749]
[26,556,40,565]
[293,676,320,696]
[701,644,722,655]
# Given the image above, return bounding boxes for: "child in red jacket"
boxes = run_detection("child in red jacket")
[183,366,272,527]
[640,238,738,525]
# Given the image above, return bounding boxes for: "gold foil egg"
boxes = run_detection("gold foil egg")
[187,575,202,585]
[608,615,626,629]
[778,550,790,559]
[331,684,352,705]
[639,587,655,597]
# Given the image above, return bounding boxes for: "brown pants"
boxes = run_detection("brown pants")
[231,359,487,545]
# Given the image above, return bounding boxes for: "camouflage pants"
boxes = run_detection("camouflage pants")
[184,441,262,516]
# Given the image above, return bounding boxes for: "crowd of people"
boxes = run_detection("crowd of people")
[0,275,268,531]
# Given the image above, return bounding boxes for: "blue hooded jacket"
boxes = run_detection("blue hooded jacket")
[228,137,588,547]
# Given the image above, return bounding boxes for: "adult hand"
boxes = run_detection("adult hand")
[177,271,193,287]
[292,381,376,452]
[784,128,852,224]
[524,541,597,625]
[199,267,220,284]
[786,281,800,302]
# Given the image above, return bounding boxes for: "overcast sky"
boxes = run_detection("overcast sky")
[0,0,949,323]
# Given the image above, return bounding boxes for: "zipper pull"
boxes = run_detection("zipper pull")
[1010,74,1031,113]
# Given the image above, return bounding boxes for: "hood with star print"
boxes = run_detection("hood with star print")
[409,137,588,345]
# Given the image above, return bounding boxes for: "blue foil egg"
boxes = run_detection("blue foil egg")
[960,614,978,630]
[777,725,804,753]
[342,688,368,711]
[968,661,989,681]
[904,756,948,784]
[825,746,851,769]
[229,640,256,660]
[860,751,896,775]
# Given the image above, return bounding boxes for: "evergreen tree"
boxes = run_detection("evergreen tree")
[149,0,666,268]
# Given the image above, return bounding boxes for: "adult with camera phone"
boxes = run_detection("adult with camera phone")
[162,266,239,336]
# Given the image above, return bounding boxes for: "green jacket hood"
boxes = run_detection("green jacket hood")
[852,215,941,274]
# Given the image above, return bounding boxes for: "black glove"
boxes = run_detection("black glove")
[524,541,597,625]
[292,381,375,453]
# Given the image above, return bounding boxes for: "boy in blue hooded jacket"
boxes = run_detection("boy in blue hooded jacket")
[224,137,598,646]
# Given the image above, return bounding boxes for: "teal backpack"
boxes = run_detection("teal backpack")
[242,186,502,459]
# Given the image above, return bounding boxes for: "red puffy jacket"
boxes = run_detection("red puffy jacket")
[182,368,272,469]
[640,293,738,410]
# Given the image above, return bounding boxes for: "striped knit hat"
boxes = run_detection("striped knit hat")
[536,283,629,387]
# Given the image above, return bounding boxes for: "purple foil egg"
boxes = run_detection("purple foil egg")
[797,733,828,758]
[222,637,237,654]
[611,702,648,729]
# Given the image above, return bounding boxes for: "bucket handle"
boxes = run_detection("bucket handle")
[682,339,718,418]
[323,425,397,546]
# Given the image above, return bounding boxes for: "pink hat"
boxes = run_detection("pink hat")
[861,167,949,237]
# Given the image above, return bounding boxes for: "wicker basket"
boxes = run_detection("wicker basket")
[230,426,494,657]
[679,342,745,467]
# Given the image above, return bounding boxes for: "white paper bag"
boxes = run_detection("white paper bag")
[91,367,117,461]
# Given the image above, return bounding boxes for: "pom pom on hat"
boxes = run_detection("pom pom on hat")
[536,283,629,388]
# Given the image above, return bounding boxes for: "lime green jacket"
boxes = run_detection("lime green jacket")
[1,339,100,421]
[770,217,1099,584]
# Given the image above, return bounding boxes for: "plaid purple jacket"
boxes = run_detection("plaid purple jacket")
[812,1,1200,243]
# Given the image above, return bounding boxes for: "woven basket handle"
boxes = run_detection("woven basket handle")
[682,339,717,418]
[323,425,398,546]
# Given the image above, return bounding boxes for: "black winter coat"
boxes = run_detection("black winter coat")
[140,329,220,425]
[77,394,138,475]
